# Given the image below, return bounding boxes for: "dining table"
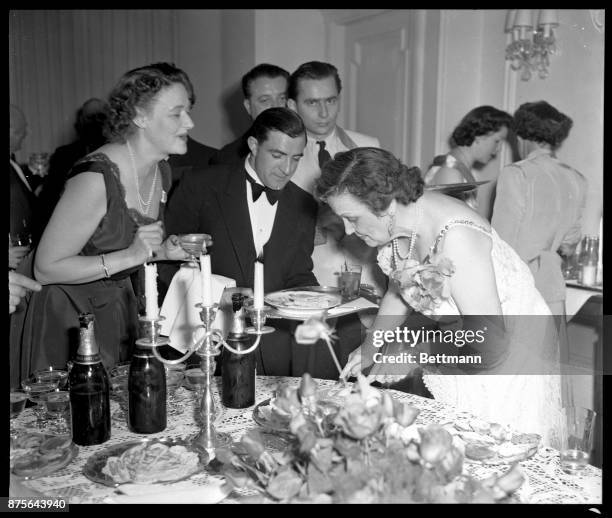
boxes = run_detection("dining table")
[9,375,602,505]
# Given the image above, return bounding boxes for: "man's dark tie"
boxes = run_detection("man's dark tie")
[245,172,281,205]
[317,140,332,169]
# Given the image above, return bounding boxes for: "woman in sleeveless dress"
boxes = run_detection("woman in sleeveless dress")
[424,106,512,210]
[316,147,563,447]
[10,63,204,388]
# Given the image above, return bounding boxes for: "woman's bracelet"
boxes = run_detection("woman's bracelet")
[100,254,110,278]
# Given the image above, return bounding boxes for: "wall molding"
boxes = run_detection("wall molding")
[321,9,390,25]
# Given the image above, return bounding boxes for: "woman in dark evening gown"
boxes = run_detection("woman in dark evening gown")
[10,63,204,388]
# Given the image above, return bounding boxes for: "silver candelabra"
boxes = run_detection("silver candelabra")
[152,299,274,457]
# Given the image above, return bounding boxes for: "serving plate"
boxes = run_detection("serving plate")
[11,431,78,479]
[252,387,346,433]
[425,180,489,196]
[83,437,207,487]
[450,420,541,465]
[265,288,342,318]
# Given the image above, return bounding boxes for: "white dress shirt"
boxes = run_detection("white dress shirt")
[244,156,277,257]
[290,129,346,195]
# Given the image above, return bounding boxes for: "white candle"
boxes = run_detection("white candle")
[200,253,213,306]
[254,260,264,309]
[144,263,158,318]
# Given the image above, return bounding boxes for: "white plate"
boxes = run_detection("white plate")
[265,290,342,312]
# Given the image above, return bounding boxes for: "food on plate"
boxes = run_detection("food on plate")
[266,291,340,309]
[10,431,76,477]
[511,433,541,446]
[453,419,540,464]
[497,442,530,458]
[101,442,200,484]
[464,443,496,461]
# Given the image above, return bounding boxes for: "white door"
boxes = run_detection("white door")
[334,10,440,169]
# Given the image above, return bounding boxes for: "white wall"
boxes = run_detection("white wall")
[254,9,326,72]
[434,10,509,219]
[174,10,224,148]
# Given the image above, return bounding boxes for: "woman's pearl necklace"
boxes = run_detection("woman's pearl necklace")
[126,140,158,216]
[391,202,423,269]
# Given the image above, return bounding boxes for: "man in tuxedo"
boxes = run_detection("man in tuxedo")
[166,135,218,202]
[210,63,289,165]
[287,61,386,296]
[165,107,320,375]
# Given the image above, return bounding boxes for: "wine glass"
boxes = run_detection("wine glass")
[10,390,29,436]
[34,366,69,390]
[178,233,207,268]
[21,375,60,425]
[28,152,50,177]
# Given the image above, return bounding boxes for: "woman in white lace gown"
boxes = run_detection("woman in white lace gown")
[315,147,563,447]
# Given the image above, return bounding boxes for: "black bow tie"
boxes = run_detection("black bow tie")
[245,172,282,205]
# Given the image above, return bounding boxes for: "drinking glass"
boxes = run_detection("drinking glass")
[10,390,29,435]
[166,363,187,397]
[40,390,72,437]
[559,407,597,474]
[34,366,69,390]
[178,234,207,268]
[339,264,362,301]
[28,152,50,177]
[21,376,60,425]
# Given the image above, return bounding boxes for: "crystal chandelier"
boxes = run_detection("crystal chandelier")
[505,9,559,81]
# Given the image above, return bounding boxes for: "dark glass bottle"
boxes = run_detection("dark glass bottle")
[69,313,111,446]
[128,339,167,434]
[221,294,256,408]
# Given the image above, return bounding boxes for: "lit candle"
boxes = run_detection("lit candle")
[254,260,264,309]
[200,253,213,306]
[144,262,158,318]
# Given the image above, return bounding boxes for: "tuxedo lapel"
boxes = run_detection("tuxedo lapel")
[217,164,257,284]
[263,188,298,289]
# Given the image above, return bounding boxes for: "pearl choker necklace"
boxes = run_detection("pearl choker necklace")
[126,140,158,216]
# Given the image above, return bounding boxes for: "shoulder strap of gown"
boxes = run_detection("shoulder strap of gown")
[430,219,491,255]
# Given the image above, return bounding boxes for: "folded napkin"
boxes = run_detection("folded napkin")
[104,479,231,504]
[160,267,236,352]
[326,296,379,317]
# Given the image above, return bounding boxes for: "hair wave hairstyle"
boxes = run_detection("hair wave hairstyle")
[105,62,195,142]
[315,147,423,214]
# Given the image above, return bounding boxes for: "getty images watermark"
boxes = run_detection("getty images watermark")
[370,326,486,366]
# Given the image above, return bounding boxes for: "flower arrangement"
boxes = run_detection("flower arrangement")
[390,255,455,315]
[216,374,524,503]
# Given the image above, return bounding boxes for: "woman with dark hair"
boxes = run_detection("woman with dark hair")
[10,63,200,387]
[492,101,587,317]
[318,147,563,446]
[424,106,513,210]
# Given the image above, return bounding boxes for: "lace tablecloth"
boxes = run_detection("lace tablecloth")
[10,376,602,504]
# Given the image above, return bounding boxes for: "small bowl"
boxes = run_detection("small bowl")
[184,368,206,388]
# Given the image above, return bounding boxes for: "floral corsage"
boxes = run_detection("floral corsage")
[390,254,455,315]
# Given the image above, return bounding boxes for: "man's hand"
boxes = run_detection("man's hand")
[9,271,42,314]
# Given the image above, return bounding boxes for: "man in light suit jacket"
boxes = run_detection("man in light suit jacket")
[165,107,323,376]
[287,61,386,296]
